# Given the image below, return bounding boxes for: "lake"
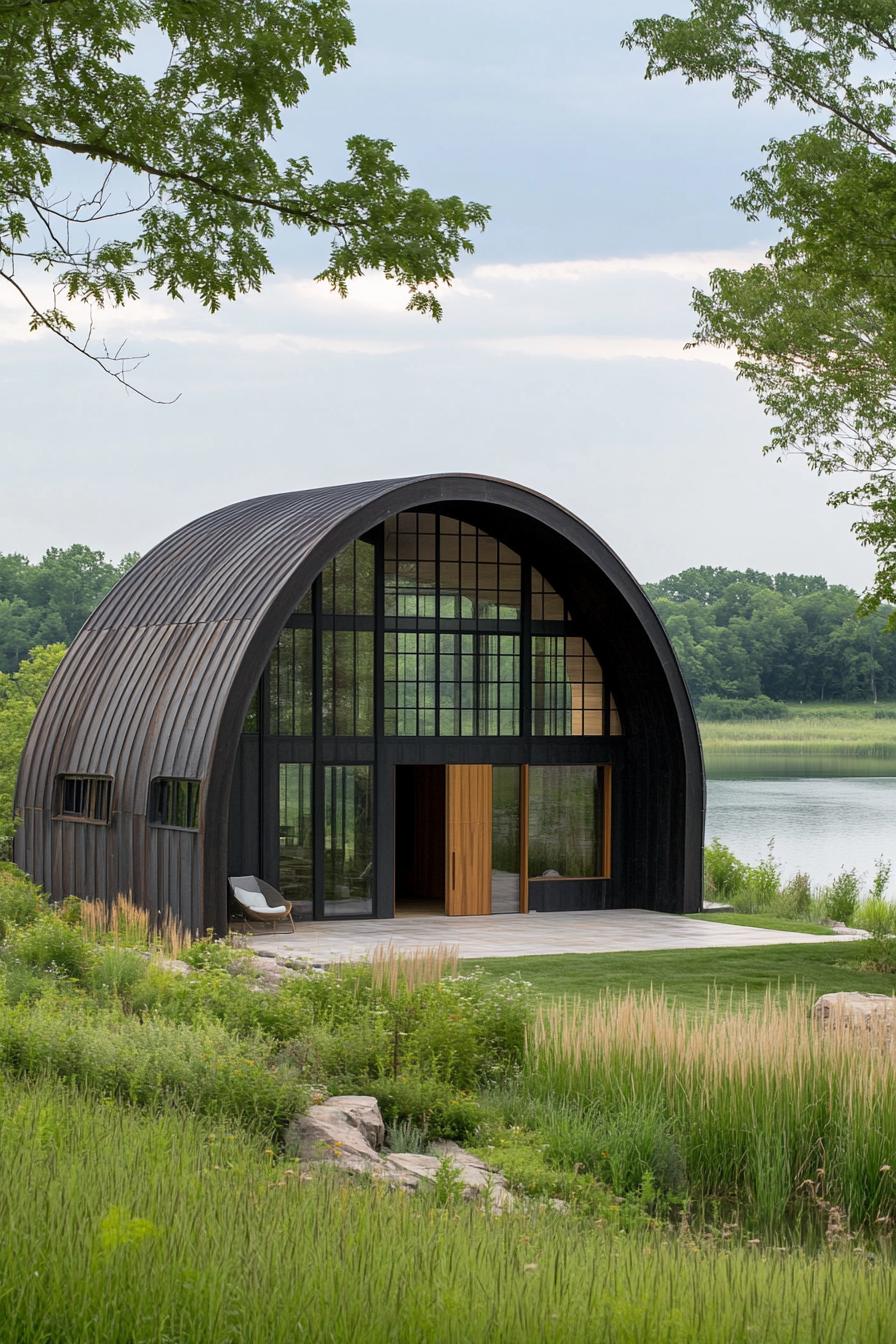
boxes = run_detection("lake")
[705,754,896,885]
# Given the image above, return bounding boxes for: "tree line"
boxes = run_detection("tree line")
[645,567,896,710]
[0,547,137,673]
[2,550,894,708]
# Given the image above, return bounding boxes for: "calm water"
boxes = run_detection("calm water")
[705,755,896,885]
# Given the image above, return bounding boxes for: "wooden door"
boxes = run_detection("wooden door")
[445,765,492,915]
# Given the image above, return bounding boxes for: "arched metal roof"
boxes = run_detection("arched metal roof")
[15,474,704,927]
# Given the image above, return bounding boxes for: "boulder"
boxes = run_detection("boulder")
[429,1140,514,1210]
[813,992,896,1031]
[317,1095,386,1150]
[284,1096,385,1176]
[155,956,192,976]
[379,1152,443,1191]
[285,1095,511,1209]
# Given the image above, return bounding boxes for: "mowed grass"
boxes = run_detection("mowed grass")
[699,701,896,756]
[467,940,896,1009]
[688,911,833,936]
[3,1073,896,1344]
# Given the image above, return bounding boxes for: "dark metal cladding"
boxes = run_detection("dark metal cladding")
[14,475,705,930]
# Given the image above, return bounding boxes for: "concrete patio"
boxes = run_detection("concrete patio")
[244,908,859,964]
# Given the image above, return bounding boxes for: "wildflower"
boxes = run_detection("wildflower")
[881,1164,892,1173]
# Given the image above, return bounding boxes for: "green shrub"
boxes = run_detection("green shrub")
[729,847,781,913]
[88,946,150,1002]
[0,959,49,1006]
[0,996,308,1131]
[58,894,83,928]
[703,839,746,904]
[371,1076,483,1140]
[772,872,812,919]
[0,864,47,940]
[182,936,247,971]
[8,915,93,981]
[822,870,860,924]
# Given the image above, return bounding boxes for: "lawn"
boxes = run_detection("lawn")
[688,911,833,935]
[467,938,896,1008]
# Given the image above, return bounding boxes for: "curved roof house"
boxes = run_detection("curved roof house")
[15,475,704,933]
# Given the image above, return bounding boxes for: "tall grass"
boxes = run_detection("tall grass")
[0,996,308,1130]
[700,703,896,756]
[365,942,460,992]
[1,1073,894,1344]
[80,892,190,958]
[528,990,896,1231]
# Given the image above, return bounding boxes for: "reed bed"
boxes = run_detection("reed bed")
[350,943,460,993]
[1,1072,894,1344]
[528,989,896,1230]
[80,893,190,958]
[700,708,896,756]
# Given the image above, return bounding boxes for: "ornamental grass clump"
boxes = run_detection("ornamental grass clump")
[528,989,896,1232]
[79,892,190,958]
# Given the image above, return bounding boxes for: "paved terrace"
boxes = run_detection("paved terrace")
[244,909,860,964]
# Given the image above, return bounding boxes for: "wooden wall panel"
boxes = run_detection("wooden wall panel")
[445,764,492,916]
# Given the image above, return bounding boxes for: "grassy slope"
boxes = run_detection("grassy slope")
[688,912,833,935]
[467,939,896,1009]
[699,701,896,755]
[4,1075,894,1344]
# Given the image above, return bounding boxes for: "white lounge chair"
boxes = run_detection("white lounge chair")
[228,875,295,932]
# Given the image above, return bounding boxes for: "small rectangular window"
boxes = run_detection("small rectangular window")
[56,774,112,824]
[150,778,201,830]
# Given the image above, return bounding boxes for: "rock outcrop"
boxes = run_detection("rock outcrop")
[285,1095,512,1210]
[813,992,896,1031]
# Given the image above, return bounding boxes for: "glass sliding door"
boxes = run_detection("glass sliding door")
[324,765,374,916]
[278,763,313,918]
[491,765,521,914]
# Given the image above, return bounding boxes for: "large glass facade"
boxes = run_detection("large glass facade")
[245,510,623,919]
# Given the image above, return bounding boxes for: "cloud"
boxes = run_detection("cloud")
[158,327,420,357]
[473,334,737,367]
[473,246,768,286]
[0,245,765,367]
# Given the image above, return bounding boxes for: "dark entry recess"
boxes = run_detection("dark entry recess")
[394,765,446,916]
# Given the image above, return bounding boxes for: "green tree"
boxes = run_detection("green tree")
[1,1,488,392]
[624,3,896,611]
[0,644,66,857]
[0,546,136,671]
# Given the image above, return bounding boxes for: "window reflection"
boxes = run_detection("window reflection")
[491,766,521,913]
[532,635,604,736]
[322,629,374,736]
[268,628,312,735]
[279,763,313,917]
[324,765,373,916]
[528,765,605,878]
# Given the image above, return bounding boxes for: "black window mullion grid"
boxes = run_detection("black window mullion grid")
[521,559,532,740]
[312,574,324,920]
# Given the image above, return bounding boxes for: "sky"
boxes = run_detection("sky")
[0,0,874,590]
